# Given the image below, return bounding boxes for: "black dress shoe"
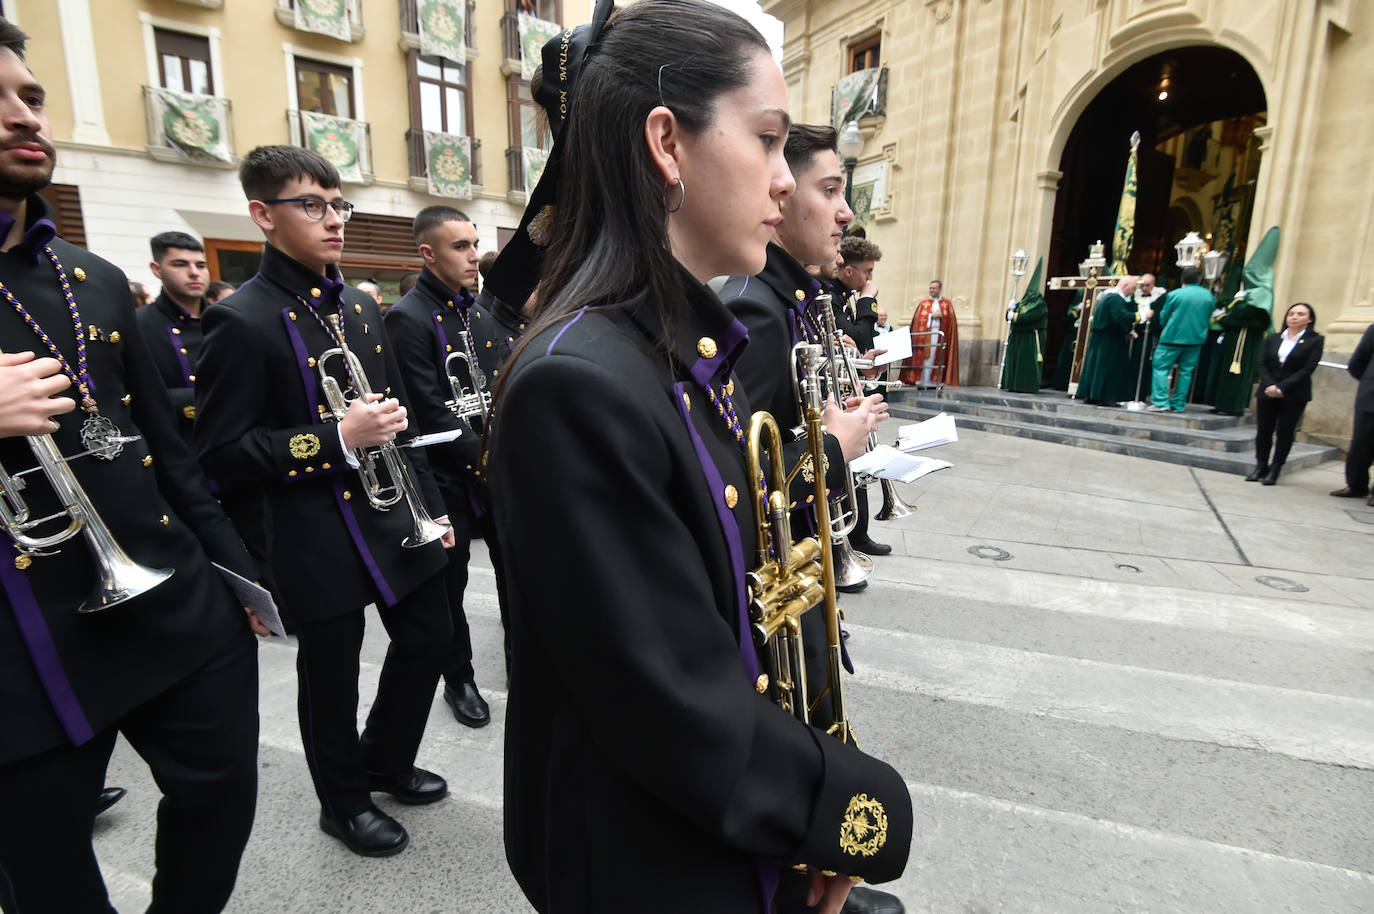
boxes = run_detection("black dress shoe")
[366,766,449,805]
[1330,486,1369,498]
[1261,466,1281,486]
[1244,464,1269,482]
[444,680,491,728]
[842,886,905,914]
[319,805,409,857]
[94,786,126,816]
[836,579,868,594]
[849,538,893,556]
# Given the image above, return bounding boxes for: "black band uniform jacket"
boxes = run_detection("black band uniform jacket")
[0,196,254,764]
[194,244,446,621]
[488,269,911,913]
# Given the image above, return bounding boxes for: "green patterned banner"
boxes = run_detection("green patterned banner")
[419,0,465,66]
[518,13,563,83]
[831,68,883,129]
[1110,131,1140,275]
[293,0,352,41]
[301,111,364,183]
[522,145,549,193]
[152,87,232,164]
[424,130,472,198]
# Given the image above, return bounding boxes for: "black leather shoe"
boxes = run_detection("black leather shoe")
[1244,464,1269,482]
[94,786,126,816]
[842,886,905,914]
[444,680,490,728]
[367,766,448,805]
[319,805,409,857]
[849,538,893,556]
[836,579,868,594]
[1261,466,1281,486]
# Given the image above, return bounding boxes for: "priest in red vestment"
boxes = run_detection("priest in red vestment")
[900,279,960,385]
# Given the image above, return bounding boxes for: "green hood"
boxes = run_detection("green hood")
[1235,225,1279,317]
[1019,257,1044,310]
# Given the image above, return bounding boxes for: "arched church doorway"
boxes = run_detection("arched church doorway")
[1044,46,1267,387]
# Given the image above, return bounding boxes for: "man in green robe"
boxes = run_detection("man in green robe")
[1209,227,1279,415]
[1076,275,1142,405]
[1146,267,1214,411]
[1000,257,1047,393]
[1051,290,1083,391]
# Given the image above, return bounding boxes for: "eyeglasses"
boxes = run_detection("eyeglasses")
[261,196,355,222]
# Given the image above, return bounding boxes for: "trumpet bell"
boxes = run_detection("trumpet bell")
[832,536,872,587]
[402,516,451,550]
[876,481,916,521]
[81,562,174,614]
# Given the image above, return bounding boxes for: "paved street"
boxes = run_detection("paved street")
[97,428,1374,913]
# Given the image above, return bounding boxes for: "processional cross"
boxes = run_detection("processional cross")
[1047,241,1127,396]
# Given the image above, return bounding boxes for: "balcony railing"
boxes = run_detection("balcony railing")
[289,109,373,183]
[407,128,482,194]
[400,0,476,53]
[276,0,364,42]
[143,86,235,167]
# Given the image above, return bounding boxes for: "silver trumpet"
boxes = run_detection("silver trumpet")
[818,297,916,523]
[444,330,491,426]
[0,433,173,612]
[318,313,450,549]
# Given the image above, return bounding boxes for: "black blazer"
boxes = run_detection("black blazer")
[195,244,446,621]
[1348,323,1374,414]
[135,291,206,444]
[488,273,911,912]
[1257,329,1325,403]
[0,197,253,764]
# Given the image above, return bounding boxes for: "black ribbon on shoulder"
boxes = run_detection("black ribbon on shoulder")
[534,0,615,141]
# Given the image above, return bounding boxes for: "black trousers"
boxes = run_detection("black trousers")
[0,629,259,914]
[294,570,450,820]
[1254,395,1309,468]
[440,504,478,686]
[1345,408,1374,494]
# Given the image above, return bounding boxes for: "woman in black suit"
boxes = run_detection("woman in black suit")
[1248,302,1324,485]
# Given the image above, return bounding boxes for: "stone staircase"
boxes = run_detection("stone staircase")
[885,386,1341,475]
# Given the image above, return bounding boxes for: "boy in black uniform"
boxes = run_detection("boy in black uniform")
[195,145,456,857]
[0,21,263,912]
[831,236,882,355]
[136,231,209,442]
[383,205,492,727]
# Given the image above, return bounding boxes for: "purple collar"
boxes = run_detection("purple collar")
[0,203,58,266]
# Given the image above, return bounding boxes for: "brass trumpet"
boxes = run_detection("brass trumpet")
[0,432,173,612]
[317,313,450,549]
[746,343,849,741]
[444,330,491,426]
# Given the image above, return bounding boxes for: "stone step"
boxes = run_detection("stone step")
[888,393,1258,453]
[887,402,1338,475]
[892,385,1248,430]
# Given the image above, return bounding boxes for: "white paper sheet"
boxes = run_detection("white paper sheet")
[213,563,287,638]
[870,330,913,366]
[896,412,958,452]
[850,445,952,483]
[405,428,465,448]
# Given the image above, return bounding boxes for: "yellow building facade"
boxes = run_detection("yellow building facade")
[765,0,1372,440]
[4,0,590,296]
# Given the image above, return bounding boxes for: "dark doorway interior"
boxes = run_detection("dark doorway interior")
[1044,46,1267,384]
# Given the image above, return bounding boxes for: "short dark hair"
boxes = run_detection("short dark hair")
[207,280,235,301]
[150,231,204,261]
[1285,301,1316,325]
[0,19,28,61]
[398,271,420,296]
[840,236,881,266]
[413,205,471,244]
[1180,266,1203,286]
[478,250,498,277]
[239,145,339,202]
[783,124,837,178]
[930,279,943,288]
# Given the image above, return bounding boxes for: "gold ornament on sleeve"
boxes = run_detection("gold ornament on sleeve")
[289,433,321,460]
[838,794,888,857]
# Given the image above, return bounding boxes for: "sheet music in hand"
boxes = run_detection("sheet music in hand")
[896,411,958,452]
[850,445,951,484]
[213,563,287,638]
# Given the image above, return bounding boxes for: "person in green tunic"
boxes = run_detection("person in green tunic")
[1076,275,1142,405]
[1209,227,1279,415]
[1050,290,1083,391]
[1146,266,1214,411]
[1000,257,1047,392]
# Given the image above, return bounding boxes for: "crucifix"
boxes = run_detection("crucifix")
[1047,241,1128,395]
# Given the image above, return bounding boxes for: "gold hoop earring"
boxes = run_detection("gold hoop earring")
[666,177,686,214]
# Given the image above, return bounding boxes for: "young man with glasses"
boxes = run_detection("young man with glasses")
[195,145,458,857]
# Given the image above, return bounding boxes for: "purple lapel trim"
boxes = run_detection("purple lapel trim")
[166,325,194,385]
[545,309,586,357]
[670,381,757,683]
[281,308,398,607]
[0,543,94,746]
